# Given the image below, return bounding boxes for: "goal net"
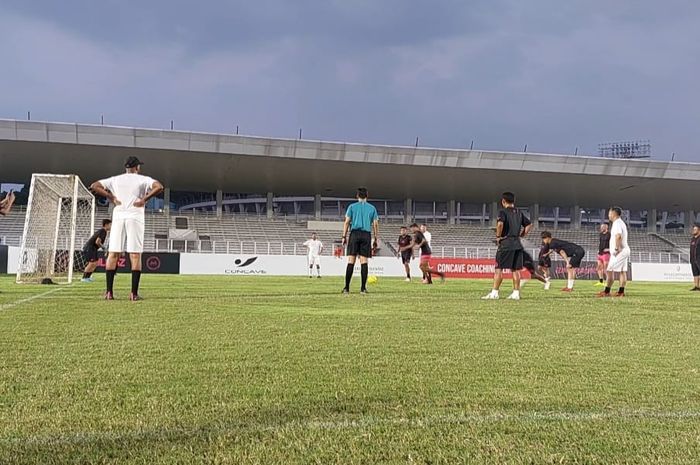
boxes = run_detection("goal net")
[16,174,95,284]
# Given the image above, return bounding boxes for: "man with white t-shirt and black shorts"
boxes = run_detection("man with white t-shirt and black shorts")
[597,206,630,298]
[91,156,164,301]
[303,232,323,278]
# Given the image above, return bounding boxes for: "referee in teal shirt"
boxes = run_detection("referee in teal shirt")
[342,187,379,294]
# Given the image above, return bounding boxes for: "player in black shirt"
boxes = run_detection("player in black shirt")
[483,192,532,300]
[81,219,112,283]
[690,223,700,291]
[397,226,413,281]
[596,223,611,286]
[541,231,586,292]
[400,223,445,284]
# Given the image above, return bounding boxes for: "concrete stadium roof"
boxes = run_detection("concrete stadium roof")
[1,119,698,210]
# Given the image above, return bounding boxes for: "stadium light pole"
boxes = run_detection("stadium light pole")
[170,120,174,130]
[470,140,474,150]
[236,125,239,135]
[27,111,31,121]
[415,137,419,148]
[523,143,528,152]
[574,147,579,155]
[101,114,104,125]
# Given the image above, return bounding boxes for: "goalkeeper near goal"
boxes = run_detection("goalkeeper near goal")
[80,219,112,283]
[90,156,164,301]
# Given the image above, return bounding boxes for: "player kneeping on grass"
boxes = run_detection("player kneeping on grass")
[341,187,379,294]
[541,231,585,292]
[81,219,112,282]
[90,156,164,301]
[483,192,532,300]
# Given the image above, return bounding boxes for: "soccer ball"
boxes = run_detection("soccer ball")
[367,275,378,285]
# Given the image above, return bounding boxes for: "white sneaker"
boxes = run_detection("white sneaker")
[507,292,521,300]
[481,292,499,300]
[405,278,411,282]
[544,280,551,290]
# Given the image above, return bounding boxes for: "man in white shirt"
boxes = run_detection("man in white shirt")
[419,224,432,282]
[303,232,323,278]
[91,156,164,301]
[598,206,630,298]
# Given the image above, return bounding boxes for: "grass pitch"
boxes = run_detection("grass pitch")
[0,275,699,464]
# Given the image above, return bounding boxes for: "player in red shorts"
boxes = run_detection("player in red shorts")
[400,223,444,284]
[595,223,611,287]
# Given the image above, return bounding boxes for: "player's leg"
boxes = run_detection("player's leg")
[359,234,371,292]
[692,262,700,290]
[126,219,145,300]
[508,251,524,299]
[308,255,313,278]
[105,219,125,299]
[483,250,506,299]
[343,232,358,292]
[315,256,321,278]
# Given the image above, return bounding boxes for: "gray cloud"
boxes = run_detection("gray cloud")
[1,1,699,160]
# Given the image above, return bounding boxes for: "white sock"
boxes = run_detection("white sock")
[567,279,574,289]
[512,290,520,297]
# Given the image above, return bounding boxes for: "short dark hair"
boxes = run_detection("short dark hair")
[541,231,552,239]
[400,226,407,229]
[502,192,515,204]
[410,223,419,228]
[694,223,700,228]
[357,187,368,199]
[609,206,623,216]
[102,219,112,227]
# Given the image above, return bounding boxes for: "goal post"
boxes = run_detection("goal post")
[16,174,96,284]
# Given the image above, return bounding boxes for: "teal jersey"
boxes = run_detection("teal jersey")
[345,201,378,232]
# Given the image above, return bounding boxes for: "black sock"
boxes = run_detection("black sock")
[599,278,604,283]
[361,263,368,290]
[427,272,433,284]
[344,263,354,290]
[618,287,625,294]
[604,286,611,294]
[407,272,411,279]
[131,271,141,295]
[83,272,92,279]
[106,270,116,293]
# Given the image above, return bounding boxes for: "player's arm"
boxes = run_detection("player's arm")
[134,180,164,207]
[495,220,504,243]
[614,233,622,255]
[95,237,104,249]
[372,218,379,249]
[0,191,14,215]
[90,181,121,206]
[522,223,533,237]
[342,216,351,245]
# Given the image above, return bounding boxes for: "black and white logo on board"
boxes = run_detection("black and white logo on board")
[225,257,267,275]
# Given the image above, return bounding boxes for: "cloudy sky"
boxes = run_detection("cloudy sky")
[1,0,699,160]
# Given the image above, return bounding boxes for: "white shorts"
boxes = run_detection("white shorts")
[607,248,630,273]
[308,255,321,266]
[108,218,145,253]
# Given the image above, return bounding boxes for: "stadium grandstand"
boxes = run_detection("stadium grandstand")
[0,119,697,264]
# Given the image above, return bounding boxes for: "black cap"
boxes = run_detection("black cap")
[125,156,144,168]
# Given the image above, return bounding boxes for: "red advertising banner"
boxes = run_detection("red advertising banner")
[427,257,532,279]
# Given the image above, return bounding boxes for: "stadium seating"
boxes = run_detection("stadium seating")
[0,208,690,263]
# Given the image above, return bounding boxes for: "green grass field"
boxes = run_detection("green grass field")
[1,275,699,464]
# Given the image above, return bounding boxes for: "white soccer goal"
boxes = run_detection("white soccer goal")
[16,174,95,284]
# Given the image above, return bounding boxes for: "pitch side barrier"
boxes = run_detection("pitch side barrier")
[0,246,693,282]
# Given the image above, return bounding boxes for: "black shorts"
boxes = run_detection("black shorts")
[692,261,700,277]
[538,256,552,268]
[496,248,524,271]
[568,249,586,268]
[347,230,372,258]
[401,251,413,265]
[83,247,99,263]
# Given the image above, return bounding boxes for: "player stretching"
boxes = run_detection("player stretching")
[522,250,550,289]
[341,187,379,294]
[482,192,532,300]
[303,232,323,278]
[397,226,413,282]
[690,224,700,291]
[541,232,586,292]
[81,219,112,282]
[402,223,444,284]
[0,190,15,216]
[538,242,552,289]
[595,223,611,286]
[90,156,163,301]
[597,207,630,297]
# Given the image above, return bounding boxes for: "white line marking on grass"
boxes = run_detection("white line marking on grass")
[3,409,700,447]
[0,287,64,311]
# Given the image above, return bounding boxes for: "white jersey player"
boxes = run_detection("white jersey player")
[91,156,163,301]
[598,206,630,297]
[303,233,323,278]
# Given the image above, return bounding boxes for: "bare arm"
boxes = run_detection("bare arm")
[342,217,351,245]
[522,224,533,237]
[95,237,104,248]
[614,234,622,253]
[90,181,120,206]
[372,219,379,247]
[134,181,164,208]
[495,221,504,242]
[0,192,16,215]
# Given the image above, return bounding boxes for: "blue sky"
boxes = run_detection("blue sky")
[1,0,699,160]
